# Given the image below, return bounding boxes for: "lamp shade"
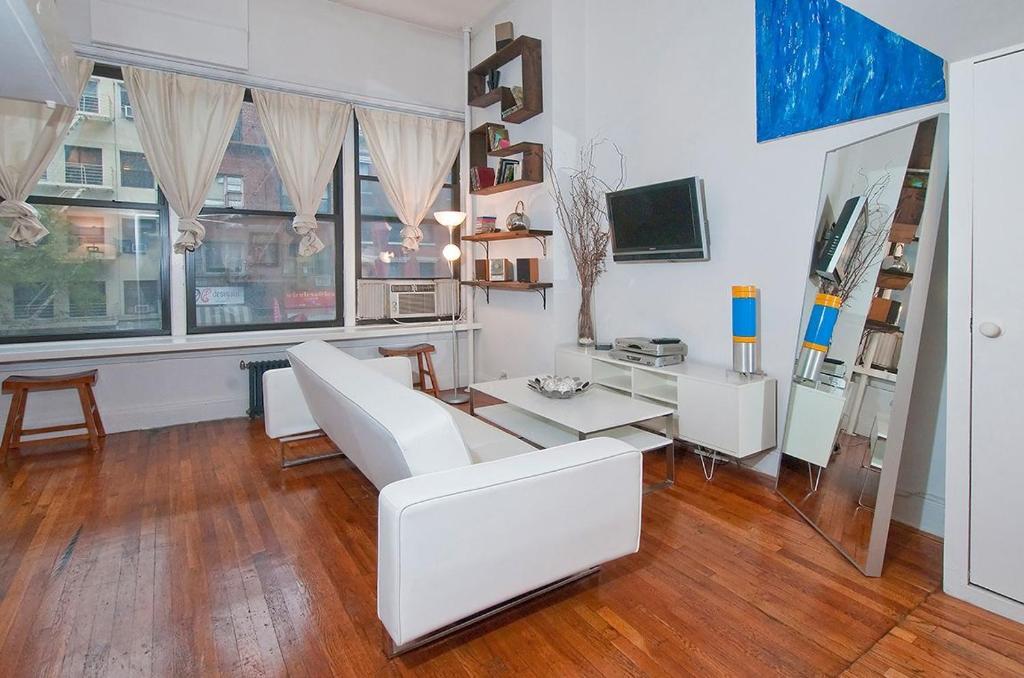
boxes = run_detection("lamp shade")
[434,211,467,228]
[442,243,462,262]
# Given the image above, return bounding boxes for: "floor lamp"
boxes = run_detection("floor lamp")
[435,211,469,405]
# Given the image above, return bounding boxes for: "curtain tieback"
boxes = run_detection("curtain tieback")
[0,199,49,246]
[292,214,325,257]
[400,224,424,252]
[173,217,207,254]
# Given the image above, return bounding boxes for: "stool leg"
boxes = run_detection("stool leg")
[422,351,441,398]
[85,385,105,438]
[414,354,426,393]
[77,385,101,453]
[2,388,26,462]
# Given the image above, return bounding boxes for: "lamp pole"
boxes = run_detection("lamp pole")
[436,211,470,405]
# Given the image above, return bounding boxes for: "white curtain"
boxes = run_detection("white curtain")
[253,89,351,256]
[355,107,463,251]
[0,58,95,245]
[123,67,244,253]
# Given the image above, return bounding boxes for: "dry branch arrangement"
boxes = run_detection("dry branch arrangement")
[545,139,626,344]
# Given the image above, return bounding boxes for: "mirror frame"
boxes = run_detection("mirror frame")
[776,114,949,576]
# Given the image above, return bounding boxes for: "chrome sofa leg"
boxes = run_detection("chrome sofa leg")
[383,566,601,658]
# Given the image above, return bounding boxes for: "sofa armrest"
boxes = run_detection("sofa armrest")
[377,437,642,647]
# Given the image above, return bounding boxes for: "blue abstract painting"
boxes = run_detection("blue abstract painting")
[755,0,946,142]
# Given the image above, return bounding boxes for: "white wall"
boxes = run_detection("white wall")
[59,0,464,114]
[470,0,949,527]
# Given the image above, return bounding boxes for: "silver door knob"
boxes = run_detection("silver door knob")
[979,322,1003,338]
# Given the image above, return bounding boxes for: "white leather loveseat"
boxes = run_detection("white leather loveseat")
[263,340,643,654]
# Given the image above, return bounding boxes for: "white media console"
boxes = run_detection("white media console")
[555,345,777,478]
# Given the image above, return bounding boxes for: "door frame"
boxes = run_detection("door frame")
[945,41,1024,624]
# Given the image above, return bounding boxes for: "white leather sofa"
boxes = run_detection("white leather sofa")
[264,340,643,653]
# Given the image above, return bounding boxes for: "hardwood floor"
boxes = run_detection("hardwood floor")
[0,417,1020,676]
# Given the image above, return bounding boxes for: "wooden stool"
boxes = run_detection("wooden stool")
[1,370,105,461]
[378,344,441,398]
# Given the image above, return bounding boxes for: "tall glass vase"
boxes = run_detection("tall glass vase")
[578,283,595,346]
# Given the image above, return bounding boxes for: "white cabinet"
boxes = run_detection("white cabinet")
[556,346,776,459]
[966,49,1024,607]
[781,383,844,468]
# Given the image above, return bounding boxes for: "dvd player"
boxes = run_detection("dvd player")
[608,349,683,368]
[613,337,688,357]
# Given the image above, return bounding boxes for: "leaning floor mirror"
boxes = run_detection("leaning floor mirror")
[776,115,948,576]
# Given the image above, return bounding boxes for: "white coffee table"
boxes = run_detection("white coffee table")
[469,376,677,492]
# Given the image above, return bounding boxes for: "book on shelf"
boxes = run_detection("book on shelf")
[488,125,510,151]
[475,216,497,233]
[501,86,525,118]
[496,158,520,184]
[470,166,496,191]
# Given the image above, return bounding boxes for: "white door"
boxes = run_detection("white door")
[970,49,1024,604]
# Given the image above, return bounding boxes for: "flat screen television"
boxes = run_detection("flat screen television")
[814,195,867,284]
[606,177,710,262]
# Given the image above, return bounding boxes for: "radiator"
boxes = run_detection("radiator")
[241,359,290,418]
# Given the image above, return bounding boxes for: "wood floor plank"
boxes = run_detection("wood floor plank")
[1,417,1021,677]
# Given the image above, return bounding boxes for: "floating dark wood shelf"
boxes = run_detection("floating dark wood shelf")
[489,142,542,158]
[471,179,542,196]
[462,280,552,309]
[463,229,553,242]
[467,36,543,124]
[865,319,902,334]
[876,270,913,290]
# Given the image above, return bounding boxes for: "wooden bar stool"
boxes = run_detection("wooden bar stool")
[378,344,441,398]
[1,370,105,462]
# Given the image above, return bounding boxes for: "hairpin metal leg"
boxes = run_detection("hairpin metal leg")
[807,462,823,492]
[695,446,726,481]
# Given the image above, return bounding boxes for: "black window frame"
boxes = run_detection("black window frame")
[353,117,461,325]
[185,91,344,335]
[4,63,173,345]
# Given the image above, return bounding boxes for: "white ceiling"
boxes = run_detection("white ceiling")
[328,0,505,34]
[840,0,1024,62]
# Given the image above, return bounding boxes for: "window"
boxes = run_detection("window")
[65,146,103,185]
[79,78,100,114]
[187,100,341,333]
[120,151,154,188]
[69,281,107,318]
[119,83,133,119]
[2,69,170,343]
[356,121,459,280]
[206,174,244,208]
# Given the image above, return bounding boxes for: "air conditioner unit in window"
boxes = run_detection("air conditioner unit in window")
[122,104,134,119]
[389,282,438,319]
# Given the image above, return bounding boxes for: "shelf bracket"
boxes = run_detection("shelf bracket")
[532,235,548,256]
[535,287,547,309]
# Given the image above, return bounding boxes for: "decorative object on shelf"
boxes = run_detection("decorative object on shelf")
[488,125,510,151]
[495,21,514,51]
[475,215,497,233]
[474,259,489,281]
[486,69,501,93]
[881,242,910,273]
[546,139,627,345]
[516,258,540,283]
[488,258,513,281]
[435,210,470,405]
[796,293,842,382]
[731,285,760,375]
[506,200,530,231]
[526,375,591,400]
[754,0,945,142]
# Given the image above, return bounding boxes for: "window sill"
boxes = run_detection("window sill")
[0,322,481,364]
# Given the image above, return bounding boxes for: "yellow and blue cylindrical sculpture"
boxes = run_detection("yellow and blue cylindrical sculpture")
[796,293,842,382]
[732,285,759,374]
